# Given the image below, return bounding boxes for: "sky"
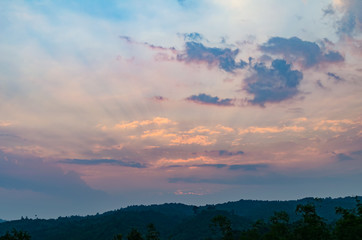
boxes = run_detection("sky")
[0,0,361,220]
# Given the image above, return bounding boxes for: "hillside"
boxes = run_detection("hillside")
[0,196,360,240]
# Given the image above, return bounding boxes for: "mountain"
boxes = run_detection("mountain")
[0,196,360,240]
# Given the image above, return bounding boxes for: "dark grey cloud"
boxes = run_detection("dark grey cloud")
[316,80,326,89]
[327,72,344,82]
[260,37,344,68]
[336,153,354,161]
[163,164,227,169]
[60,159,147,168]
[0,151,104,197]
[351,150,362,156]
[228,164,268,171]
[219,150,244,156]
[186,93,234,106]
[244,59,303,106]
[168,172,293,186]
[152,95,168,101]
[177,41,247,72]
[168,172,362,190]
[163,163,267,171]
[194,164,228,169]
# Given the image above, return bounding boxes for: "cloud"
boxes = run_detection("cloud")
[332,0,362,36]
[177,41,247,72]
[119,35,177,52]
[182,32,203,42]
[351,150,362,156]
[0,151,104,197]
[152,96,168,102]
[228,163,269,171]
[323,4,336,16]
[335,153,354,161]
[239,125,305,134]
[59,159,147,168]
[170,134,216,146]
[112,117,175,130]
[260,37,344,68]
[218,150,244,156]
[327,72,344,82]
[161,161,267,171]
[244,59,303,106]
[313,119,355,132]
[0,121,13,127]
[186,93,234,106]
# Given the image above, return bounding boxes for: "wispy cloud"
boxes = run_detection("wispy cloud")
[239,125,305,135]
[332,0,362,36]
[327,72,344,82]
[59,159,147,168]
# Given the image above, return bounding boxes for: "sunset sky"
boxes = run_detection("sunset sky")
[1,0,361,220]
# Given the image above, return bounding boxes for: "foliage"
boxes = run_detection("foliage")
[0,229,31,240]
[293,204,330,240]
[210,215,233,240]
[127,229,143,240]
[334,197,362,240]
[146,224,160,240]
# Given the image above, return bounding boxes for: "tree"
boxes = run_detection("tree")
[113,234,123,240]
[0,229,31,240]
[210,215,233,240]
[293,204,330,240]
[146,223,160,240]
[127,228,144,240]
[264,211,292,240]
[334,197,362,240]
[240,220,266,240]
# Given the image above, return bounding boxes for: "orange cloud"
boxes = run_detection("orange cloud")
[155,156,214,167]
[112,117,176,130]
[239,125,305,135]
[170,135,216,146]
[141,129,176,138]
[313,119,357,132]
[0,121,13,127]
[186,126,220,135]
[174,190,204,196]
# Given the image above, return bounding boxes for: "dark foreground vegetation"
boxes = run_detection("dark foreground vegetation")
[0,196,361,240]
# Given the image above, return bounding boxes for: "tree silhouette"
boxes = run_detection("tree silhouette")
[113,233,123,240]
[210,215,233,240]
[264,211,292,240]
[127,228,144,240]
[0,229,31,240]
[293,204,330,240]
[334,197,362,240]
[146,223,160,240]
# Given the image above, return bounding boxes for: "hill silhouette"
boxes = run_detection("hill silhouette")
[0,196,360,240]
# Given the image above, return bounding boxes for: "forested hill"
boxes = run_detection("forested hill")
[0,196,360,240]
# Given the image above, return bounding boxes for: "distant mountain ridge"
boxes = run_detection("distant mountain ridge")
[0,196,360,240]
